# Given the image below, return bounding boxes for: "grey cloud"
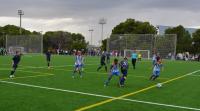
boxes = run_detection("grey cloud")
[1,0,200,44]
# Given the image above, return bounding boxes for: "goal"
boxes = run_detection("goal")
[107,34,177,59]
[6,35,43,55]
[124,49,150,59]
[8,46,24,55]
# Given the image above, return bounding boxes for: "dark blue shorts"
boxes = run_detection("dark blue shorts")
[121,70,128,76]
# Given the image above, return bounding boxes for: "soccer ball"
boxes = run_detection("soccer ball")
[156,83,162,88]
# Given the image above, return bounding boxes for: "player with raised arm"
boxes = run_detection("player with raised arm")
[119,57,129,87]
[46,50,51,69]
[72,51,83,78]
[9,51,22,78]
[149,57,163,81]
[104,58,120,86]
[97,51,107,72]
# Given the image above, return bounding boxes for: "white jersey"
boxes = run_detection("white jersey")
[152,54,156,61]
[75,55,83,65]
[153,63,162,72]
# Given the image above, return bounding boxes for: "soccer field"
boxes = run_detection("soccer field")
[0,55,200,111]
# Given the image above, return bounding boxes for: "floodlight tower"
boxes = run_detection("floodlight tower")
[99,18,107,43]
[88,29,94,45]
[156,26,160,35]
[18,10,24,34]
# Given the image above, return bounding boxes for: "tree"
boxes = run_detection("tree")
[0,24,88,53]
[165,25,192,53]
[112,18,157,34]
[43,31,88,52]
[102,18,157,50]
[192,29,200,54]
[71,33,88,50]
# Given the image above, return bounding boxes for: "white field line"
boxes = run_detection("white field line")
[53,68,170,80]
[0,69,55,80]
[0,63,98,70]
[0,74,54,81]
[0,79,199,111]
[189,75,200,77]
[20,64,98,69]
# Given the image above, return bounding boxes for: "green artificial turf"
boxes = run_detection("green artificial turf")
[0,55,200,111]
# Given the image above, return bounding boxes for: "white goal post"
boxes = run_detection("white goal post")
[6,35,43,55]
[124,49,150,59]
[107,34,177,60]
[8,46,25,55]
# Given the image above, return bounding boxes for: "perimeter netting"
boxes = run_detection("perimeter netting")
[6,35,43,54]
[107,34,177,59]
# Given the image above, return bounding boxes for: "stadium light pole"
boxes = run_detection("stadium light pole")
[18,10,24,34]
[89,29,94,45]
[99,18,107,44]
[156,26,160,35]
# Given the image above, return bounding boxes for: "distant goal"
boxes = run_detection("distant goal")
[6,35,43,55]
[124,49,150,59]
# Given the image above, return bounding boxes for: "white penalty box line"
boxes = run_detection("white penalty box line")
[1,69,200,111]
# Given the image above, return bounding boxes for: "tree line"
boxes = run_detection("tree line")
[0,25,88,53]
[102,18,200,54]
[0,18,200,54]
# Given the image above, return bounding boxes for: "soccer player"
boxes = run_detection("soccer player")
[106,51,110,64]
[152,53,157,67]
[97,51,107,72]
[149,57,163,81]
[9,51,21,78]
[131,50,138,69]
[119,57,129,87]
[138,53,142,61]
[72,51,84,78]
[46,50,51,69]
[104,58,120,86]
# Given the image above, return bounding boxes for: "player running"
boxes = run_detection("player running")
[119,57,129,87]
[97,51,107,72]
[106,51,110,64]
[72,51,84,78]
[131,50,138,69]
[149,57,163,81]
[46,50,51,69]
[9,51,22,78]
[104,58,120,86]
[152,53,157,66]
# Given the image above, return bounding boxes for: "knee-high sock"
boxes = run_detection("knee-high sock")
[10,68,16,75]
[120,76,126,85]
[97,66,102,71]
[153,75,158,80]
[149,75,154,80]
[105,66,107,72]
[47,62,50,67]
[105,75,113,85]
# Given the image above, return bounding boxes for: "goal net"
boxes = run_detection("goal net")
[124,49,150,59]
[6,35,43,54]
[107,34,177,59]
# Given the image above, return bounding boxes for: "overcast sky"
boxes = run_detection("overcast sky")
[0,0,200,45]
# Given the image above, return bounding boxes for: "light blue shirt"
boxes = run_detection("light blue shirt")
[131,53,138,59]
